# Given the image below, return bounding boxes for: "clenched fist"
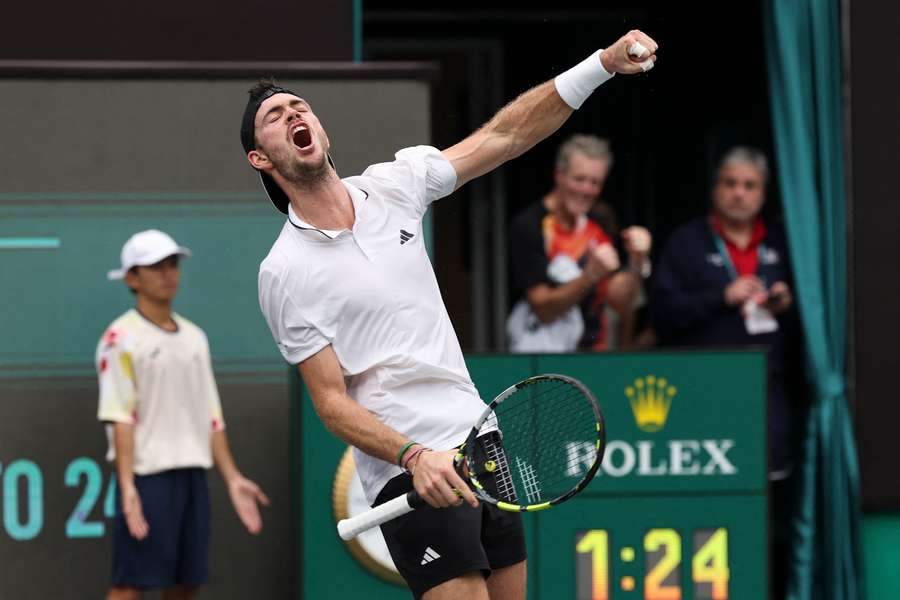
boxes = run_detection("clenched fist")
[584,243,620,283]
[601,30,659,74]
[622,226,652,263]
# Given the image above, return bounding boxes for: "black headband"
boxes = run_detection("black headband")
[239,84,336,215]
[240,85,301,154]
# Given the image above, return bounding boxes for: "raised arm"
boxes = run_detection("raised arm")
[442,30,658,189]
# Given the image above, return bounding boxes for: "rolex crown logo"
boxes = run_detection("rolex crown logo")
[626,375,676,432]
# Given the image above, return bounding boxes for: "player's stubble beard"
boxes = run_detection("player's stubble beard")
[276,149,331,192]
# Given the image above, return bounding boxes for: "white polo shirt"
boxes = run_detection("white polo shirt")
[258,145,485,503]
[96,309,226,476]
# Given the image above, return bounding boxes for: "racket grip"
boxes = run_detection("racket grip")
[337,491,425,540]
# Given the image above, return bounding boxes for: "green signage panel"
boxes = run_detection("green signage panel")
[532,352,768,600]
[536,353,767,495]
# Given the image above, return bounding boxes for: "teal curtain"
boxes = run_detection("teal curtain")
[763,1,863,599]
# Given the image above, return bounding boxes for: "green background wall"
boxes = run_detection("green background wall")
[863,515,900,600]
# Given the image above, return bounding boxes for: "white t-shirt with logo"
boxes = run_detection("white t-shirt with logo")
[258,145,486,504]
[96,309,226,476]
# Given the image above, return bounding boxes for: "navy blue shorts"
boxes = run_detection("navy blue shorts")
[111,468,210,589]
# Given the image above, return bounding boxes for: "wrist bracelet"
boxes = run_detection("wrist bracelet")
[403,447,430,474]
[396,441,418,467]
[554,49,615,109]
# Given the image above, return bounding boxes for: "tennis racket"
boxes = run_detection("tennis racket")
[337,373,605,540]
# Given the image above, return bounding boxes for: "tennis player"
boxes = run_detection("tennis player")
[98,229,269,600]
[249,31,657,600]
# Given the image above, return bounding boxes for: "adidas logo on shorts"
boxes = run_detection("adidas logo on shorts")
[420,546,441,565]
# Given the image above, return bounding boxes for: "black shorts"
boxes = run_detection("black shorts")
[374,472,527,599]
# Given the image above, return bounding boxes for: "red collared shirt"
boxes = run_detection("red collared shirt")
[710,215,767,276]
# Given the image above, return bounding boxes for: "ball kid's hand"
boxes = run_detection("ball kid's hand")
[121,483,149,541]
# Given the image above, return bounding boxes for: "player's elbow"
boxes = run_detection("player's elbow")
[309,390,348,434]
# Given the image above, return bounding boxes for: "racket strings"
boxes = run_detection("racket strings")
[515,455,543,503]
[477,379,600,504]
[481,431,518,503]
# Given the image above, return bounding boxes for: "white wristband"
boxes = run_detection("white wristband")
[554,49,615,110]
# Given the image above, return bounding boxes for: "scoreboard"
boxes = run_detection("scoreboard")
[509,352,767,600]
[318,351,769,599]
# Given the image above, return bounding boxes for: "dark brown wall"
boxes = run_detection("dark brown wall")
[1,0,352,61]
[849,0,900,511]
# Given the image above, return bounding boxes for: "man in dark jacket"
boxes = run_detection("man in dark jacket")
[652,146,799,474]
[651,146,802,598]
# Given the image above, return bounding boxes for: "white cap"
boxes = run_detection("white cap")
[107,229,192,281]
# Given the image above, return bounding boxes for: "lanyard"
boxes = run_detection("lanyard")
[712,233,767,281]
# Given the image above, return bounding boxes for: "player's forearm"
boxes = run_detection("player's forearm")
[311,388,408,466]
[299,346,411,466]
[480,45,625,158]
[112,422,137,489]
[212,430,241,485]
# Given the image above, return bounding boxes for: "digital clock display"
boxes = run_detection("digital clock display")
[528,494,766,599]
[575,528,729,599]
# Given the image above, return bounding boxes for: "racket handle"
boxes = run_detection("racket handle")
[337,490,426,540]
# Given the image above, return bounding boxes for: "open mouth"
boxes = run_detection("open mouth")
[291,124,313,150]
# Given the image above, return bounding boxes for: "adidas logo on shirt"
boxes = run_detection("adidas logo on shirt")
[400,229,415,245]
[420,546,441,565]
